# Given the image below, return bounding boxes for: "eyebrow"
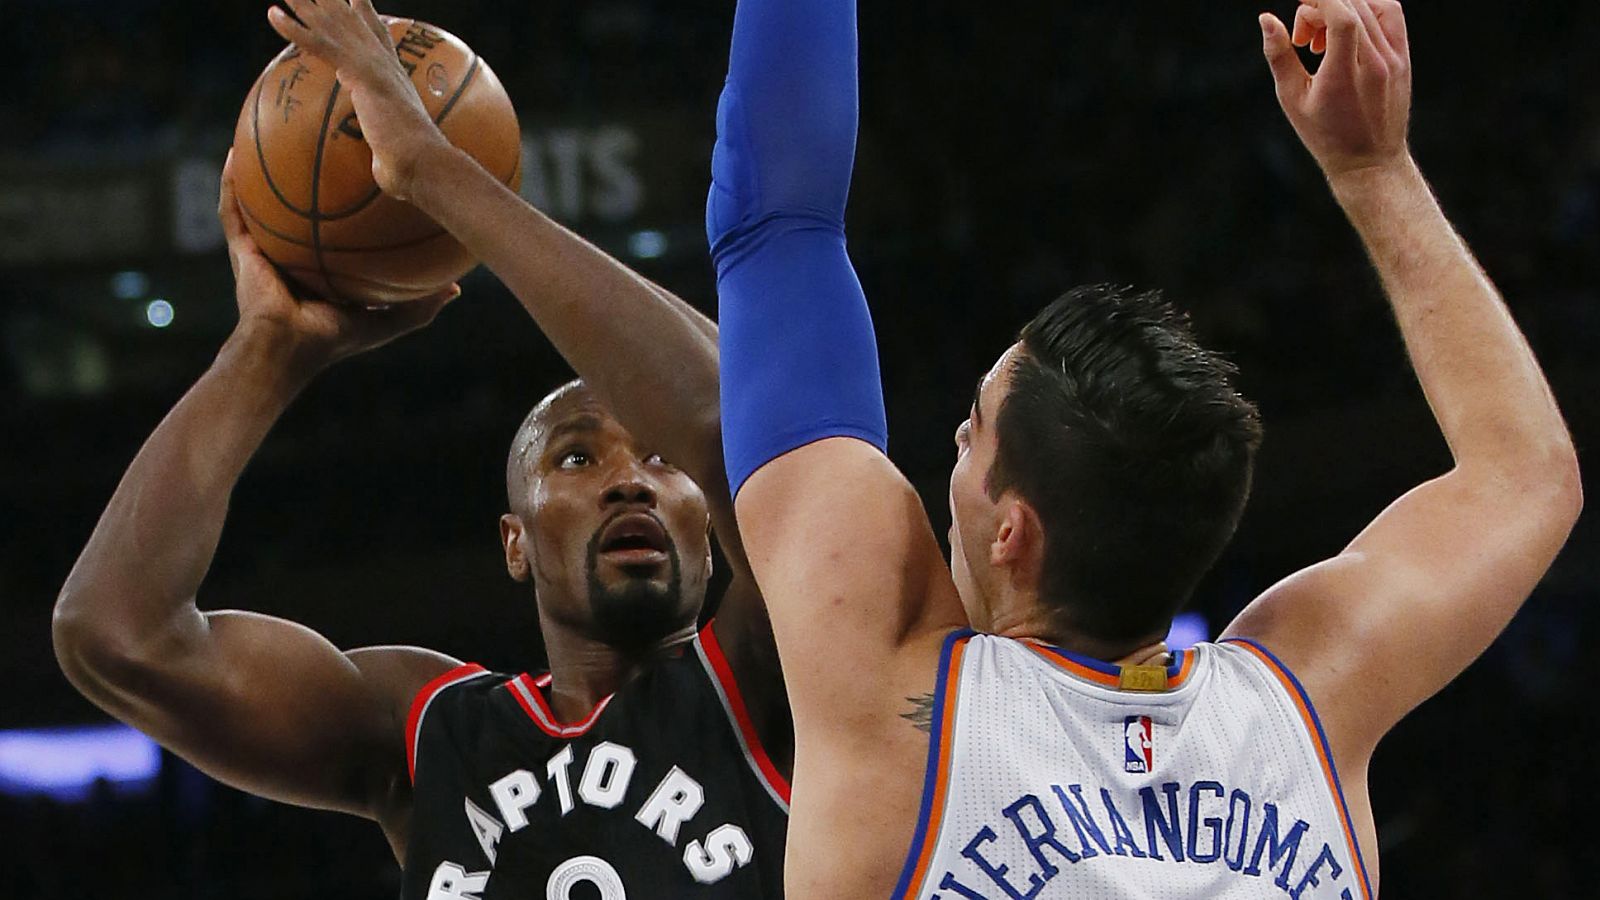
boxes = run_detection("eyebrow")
[544,415,605,449]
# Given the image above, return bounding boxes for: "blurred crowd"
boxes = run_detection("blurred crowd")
[3,0,1596,896]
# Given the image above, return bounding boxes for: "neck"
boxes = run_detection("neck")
[537,614,698,722]
[990,594,1170,665]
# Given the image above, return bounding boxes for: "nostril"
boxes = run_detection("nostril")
[604,481,658,507]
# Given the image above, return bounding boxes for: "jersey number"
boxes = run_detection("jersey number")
[547,855,626,900]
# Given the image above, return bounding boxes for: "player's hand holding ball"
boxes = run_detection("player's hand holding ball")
[1259,0,1413,179]
[267,0,446,202]
[232,1,519,304]
[219,150,457,373]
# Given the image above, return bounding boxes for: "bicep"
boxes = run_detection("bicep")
[734,438,966,718]
[82,608,456,817]
[1226,466,1579,755]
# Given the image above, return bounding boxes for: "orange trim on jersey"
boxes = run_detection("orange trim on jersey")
[1025,642,1196,691]
[406,663,488,784]
[896,633,971,899]
[697,623,793,806]
[1226,639,1375,900]
[507,673,614,739]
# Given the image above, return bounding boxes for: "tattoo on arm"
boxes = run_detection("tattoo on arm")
[901,693,936,734]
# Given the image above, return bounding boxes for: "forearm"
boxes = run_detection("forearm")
[408,146,722,471]
[711,0,886,495]
[55,331,311,661]
[1332,159,1574,473]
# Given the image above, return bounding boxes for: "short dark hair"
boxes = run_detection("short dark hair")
[988,284,1262,644]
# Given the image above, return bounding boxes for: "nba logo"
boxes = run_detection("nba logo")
[1124,716,1154,773]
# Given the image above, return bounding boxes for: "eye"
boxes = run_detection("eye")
[644,453,673,469]
[954,421,971,449]
[557,448,591,469]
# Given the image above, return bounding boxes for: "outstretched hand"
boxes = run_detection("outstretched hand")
[1260,0,1412,178]
[220,150,456,370]
[267,0,448,200]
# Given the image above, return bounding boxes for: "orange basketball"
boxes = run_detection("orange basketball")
[231,19,521,304]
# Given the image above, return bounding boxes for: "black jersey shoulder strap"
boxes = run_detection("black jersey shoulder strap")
[693,625,791,811]
[405,662,494,784]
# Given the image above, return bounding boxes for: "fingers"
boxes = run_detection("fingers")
[1360,0,1409,75]
[427,284,464,305]
[266,3,312,47]
[1291,6,1326,53]
[351,285,459,339]
[352,0,394,46]
[1298,0,1404,73]
[1371,0,1409,58]
[1260,13,1311,107]
[269,0,378,55]
[1346,0,1396,60]
[1313,0,1368,85]
[217,151,251,279]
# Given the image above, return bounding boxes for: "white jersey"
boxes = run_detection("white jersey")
[891,631,1374,900]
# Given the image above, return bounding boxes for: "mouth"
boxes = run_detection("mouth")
[595,512,671,569]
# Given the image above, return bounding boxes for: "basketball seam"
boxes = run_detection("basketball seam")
[433,52,481,127]
[276,264,420,292]
[252,53,318,219]
[238,196,449,252]
[238,145,520,253]
[309,81,346,301]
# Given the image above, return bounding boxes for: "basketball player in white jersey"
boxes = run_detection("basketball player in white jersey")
[709,0,1582,897]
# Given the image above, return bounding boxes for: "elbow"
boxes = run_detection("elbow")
[1459,433,1582,538]
[1495,438,1583,531]
[1550,446,1584,530]
[1529,430,1583,530]
[52,593,104,691]
[52,590,137,697]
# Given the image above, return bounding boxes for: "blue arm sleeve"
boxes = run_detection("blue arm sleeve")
[708,0,887,497]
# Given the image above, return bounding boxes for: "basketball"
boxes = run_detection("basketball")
[231,19,521,304]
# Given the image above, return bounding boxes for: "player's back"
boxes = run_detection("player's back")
[892,631,1374,900]
[400,625,788,899]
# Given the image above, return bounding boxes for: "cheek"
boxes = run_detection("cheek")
[530,493,586,563]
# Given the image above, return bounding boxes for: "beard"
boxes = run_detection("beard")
[583,528,689,649]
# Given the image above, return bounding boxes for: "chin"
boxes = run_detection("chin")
[589,577,693,646]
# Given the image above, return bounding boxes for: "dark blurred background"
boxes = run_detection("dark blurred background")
[3,0,1596,896]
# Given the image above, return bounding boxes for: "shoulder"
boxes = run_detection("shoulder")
[345,645,471,720]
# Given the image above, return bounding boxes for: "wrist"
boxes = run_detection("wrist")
[1325,153,1424,203]
[392,137,468,210]
[217,322,325,399]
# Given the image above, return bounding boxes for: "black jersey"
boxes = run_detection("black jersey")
[399,624,789,900]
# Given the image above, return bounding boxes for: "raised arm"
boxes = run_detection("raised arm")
[1226,0,1581,764]
[706,0,967,718]
[267,1,776,660]
[52,165,459,837]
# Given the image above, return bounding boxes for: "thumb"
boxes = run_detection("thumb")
[1260,13,1310,106]
[357,284,460,336]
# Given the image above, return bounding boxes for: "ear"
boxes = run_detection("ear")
[989,496,1043,588]
[500,513,531,582]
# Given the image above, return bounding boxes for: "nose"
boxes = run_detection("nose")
[602,469,658,509]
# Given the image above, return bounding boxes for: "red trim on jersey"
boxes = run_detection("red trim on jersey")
[507,673,614,738]
[698,623,793,804]
[406,663,488,784]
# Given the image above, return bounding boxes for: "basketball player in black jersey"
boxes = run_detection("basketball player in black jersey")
[53,20,791,899]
